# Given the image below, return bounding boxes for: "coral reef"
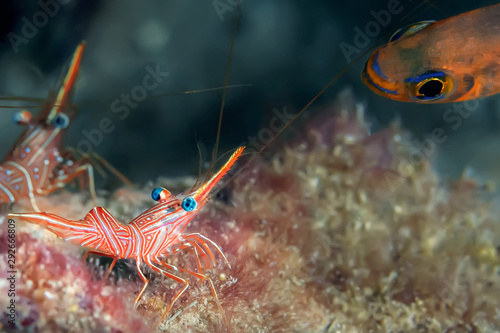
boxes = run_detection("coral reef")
[1,93,499,332]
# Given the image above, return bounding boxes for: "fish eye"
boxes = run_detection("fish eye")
[181,197,197,212]
[13,110,32,125]
[151,187,171,202]
[389,21,435,42]
[418,79,444,98]
[51,113,70,128]
[405,71,455,102]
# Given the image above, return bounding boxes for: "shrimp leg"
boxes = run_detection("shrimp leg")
[134,259,149,308]
[183,233,231,269]
[38,158,97,205]
[146,258,190,322]
[171,242,211,277]
[151,258,225,323]
[82,250,118,280]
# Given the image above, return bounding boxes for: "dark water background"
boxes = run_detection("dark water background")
[0,0,499,188]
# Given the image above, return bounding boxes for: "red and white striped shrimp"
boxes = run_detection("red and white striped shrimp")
[0,42,97,212]
[8,146,244,323]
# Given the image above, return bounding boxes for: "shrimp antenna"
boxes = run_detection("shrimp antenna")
[248,0,440,156]
[208,0,241,183]
[0,48,79,111]
[0,96,48,109]
[72,84,251,107]
[0,60,50,109]
[213,0,441,193]
[148,84,251,99]
[0,96,46,102]
[188,138,206,193]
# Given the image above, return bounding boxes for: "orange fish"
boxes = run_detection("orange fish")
[362,4,500,103]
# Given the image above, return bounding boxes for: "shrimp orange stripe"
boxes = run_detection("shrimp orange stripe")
[0,41,101,211]
[8,145,244,324]
[24,42,85,164]
[93,209,123,254]
[26,130,60,167]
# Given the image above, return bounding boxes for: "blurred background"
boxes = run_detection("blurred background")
[0,0,499,187]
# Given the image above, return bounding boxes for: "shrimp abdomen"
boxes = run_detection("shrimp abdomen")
[9,208,126,255]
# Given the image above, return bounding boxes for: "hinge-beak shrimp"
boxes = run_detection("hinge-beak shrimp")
[9,146,244,324]
[0,42,103,212]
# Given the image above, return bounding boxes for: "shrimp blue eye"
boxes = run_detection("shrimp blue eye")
[181,197,197,211]
[13,110,32,125]
[152,187,171,202]
[152,187,163,201]
[52,113,70,128]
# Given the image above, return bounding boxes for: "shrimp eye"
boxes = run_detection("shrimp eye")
[405,71,455,102]
[13,110,32,125]
[151,187,171,202]
[181,197,197,212]
[51,113,70,128]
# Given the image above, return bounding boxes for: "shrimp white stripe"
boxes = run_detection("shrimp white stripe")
[142,202,177,216]
[99,210,123,255]
[65,235,84,242]
[94,209,122,255]
[143,226,166,256]
[129,224,144,258]
[143,220,172,233]
[141,212,184,234]
[27,128,60,167]
[85,213,105,249]
[10,177,23,184]
[39,160,50,188]
[128,205,173,226]
[123,231,133,259]
[20,128,41,149]
[0,183,15,202]
[94,237,105,250]
[11,214,95,232]
[81,236,98,247]
[150,227,167,257]
[5,162,36,203]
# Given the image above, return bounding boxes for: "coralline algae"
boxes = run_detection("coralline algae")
[1,92,499,332]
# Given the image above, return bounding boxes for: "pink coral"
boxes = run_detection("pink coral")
[0,227,148,332]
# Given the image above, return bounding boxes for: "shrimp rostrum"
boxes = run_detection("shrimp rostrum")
[9,146,244,323]
[0,42,97,212]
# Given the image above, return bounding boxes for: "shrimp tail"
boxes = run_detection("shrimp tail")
[8,211,99,246]
[9,208,124,254]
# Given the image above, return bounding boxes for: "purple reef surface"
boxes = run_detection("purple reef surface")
[1,92,499,333]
